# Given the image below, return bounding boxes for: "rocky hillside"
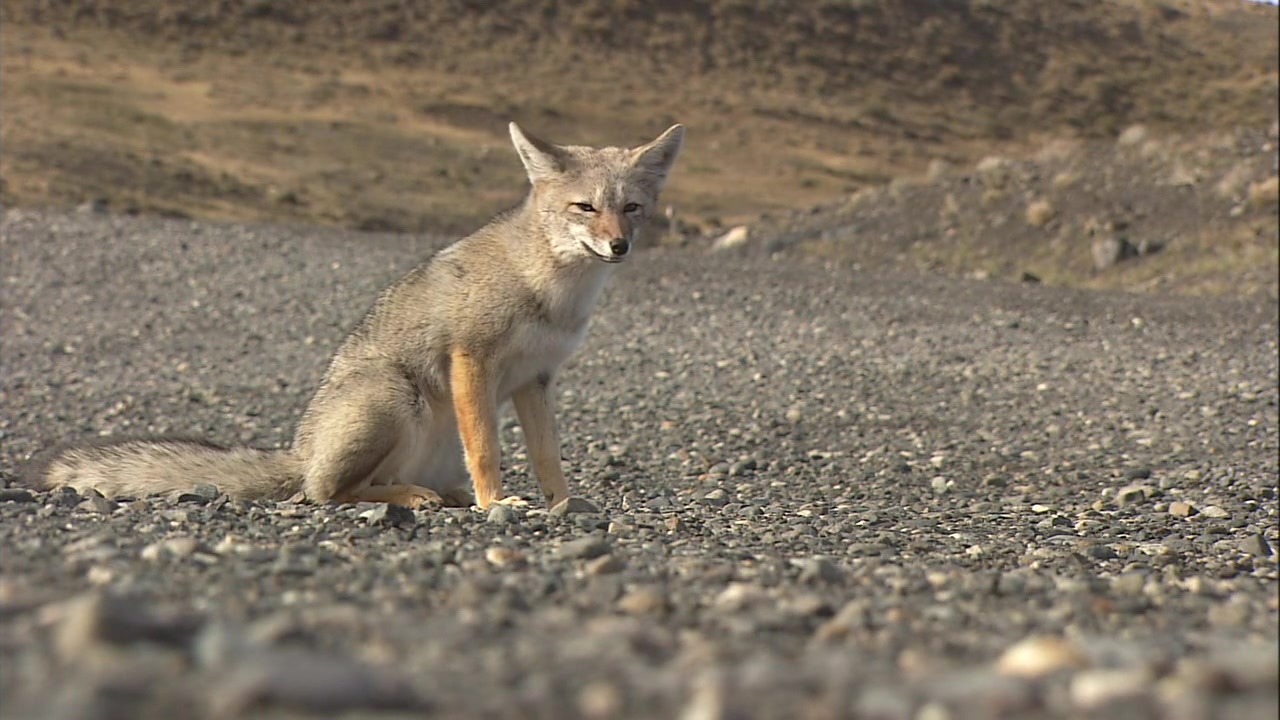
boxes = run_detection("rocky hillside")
[1,0,1276,293]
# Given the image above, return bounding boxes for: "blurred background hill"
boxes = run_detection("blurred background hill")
[2,0,1277,294]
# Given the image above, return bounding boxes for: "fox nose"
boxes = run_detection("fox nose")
[610,238,630,257]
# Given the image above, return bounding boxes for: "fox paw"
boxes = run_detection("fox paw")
[437,486,476,508]
[481,495,531,509]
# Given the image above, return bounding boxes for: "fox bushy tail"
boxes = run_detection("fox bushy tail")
[36,439,304,501]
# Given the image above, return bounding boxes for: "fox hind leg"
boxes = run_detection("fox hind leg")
[299,370,413,503]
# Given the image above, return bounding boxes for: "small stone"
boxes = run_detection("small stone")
[170,485,218,504]
[617,587,667,615]
[585,554,625,576]
[54,593,201,662]
[211,647,425,716]
[664,516,683,532]
[77,198,109,214]
[484,546,526,568]
[813,600,869,643]
[52,486,82,506]
[1199,505,1229,519]
[0,488,36,503]
[781,593,829,618]
[1030,503,1052,513]
[931,477,949,494]
[190,483,221,500]
[793,556,843,585]
[558,536,610,560]
[1239,533,1273,557]
[711,224,749,251]
[578,680,624,719]
[359,503,415,527]
[1116,484,1154,505]
[549,497,601,517]
[996,636,1088,678]
[1111,572,1147,596]
[1168,501,1196,517]
[916,702,950,720]
[925,670,1037,715]
[853,687,912,720]
[487,504,515,525]
[77,496,116,514]
[86,566,115,585]
[1070,668,1152,710]
[1086,544,1118,560]
[1207,598,1251,627]
[1124,467,1153,481]
[141,536,199,561]
[700,488,729,507]
[1201,642,1280,690]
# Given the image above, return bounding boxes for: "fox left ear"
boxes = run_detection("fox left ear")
[510,122,565,183]
[630,124,685,191]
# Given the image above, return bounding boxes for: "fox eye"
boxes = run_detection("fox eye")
[571,202,596,213]
[623,202,642,213]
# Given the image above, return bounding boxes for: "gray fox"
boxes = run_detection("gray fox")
[35,122,685,510]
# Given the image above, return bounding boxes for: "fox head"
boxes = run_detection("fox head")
[509,122,685,265]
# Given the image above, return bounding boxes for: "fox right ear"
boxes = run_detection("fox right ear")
[509,123,563,183]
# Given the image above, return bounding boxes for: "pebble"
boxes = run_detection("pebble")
[211,648,425,716]
[1239,533,1273,557]
[584,554,625,575]
[1168,501,1196,517]
[1199,505,1230,519]
[616,588,668,615]
[1070,668,1153,710]
[0,488,36,503]
[549,497,601,517]
[557,536,611,560]
[1116,484,1155,505]
[77,496,116,514]
[1111,572,1147,596]
[359,503,415,527]
[487,504,515,525]
[140,536,199,561]
[793,556,843,585]
[813,600,869,642]
[484,546,526,568]
[700,488,729,506]
[926,669,1037,714]
[996,636,1088,678]
[53,593,200,662]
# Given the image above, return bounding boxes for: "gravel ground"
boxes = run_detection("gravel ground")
[1,209,1277,720]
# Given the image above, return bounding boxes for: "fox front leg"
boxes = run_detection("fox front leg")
[511,375,571,510]
[449,350,504,509]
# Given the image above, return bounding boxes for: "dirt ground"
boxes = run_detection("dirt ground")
[1,0,1277,293]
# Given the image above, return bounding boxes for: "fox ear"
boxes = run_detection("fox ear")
[509,123,564,183]
[630,124,685,191]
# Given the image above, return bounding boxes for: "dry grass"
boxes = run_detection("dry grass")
[1025,199,1057,227]
[1248,176,1280,207]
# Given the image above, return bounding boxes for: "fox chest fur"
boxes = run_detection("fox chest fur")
[336,233,616,409]
[496,271,607,398]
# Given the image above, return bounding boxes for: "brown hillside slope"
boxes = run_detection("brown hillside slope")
[1,0,1276,292]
